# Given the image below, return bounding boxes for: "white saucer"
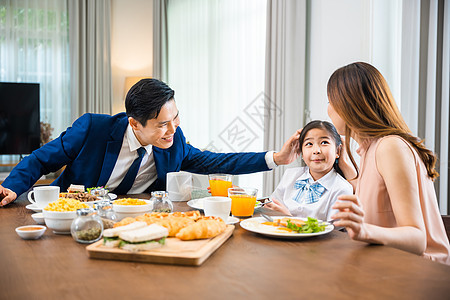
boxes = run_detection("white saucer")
[226,216,240,225]
[26,204,42,213]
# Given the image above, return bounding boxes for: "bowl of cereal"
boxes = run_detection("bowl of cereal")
[43,198,89,234]
[112,198,152,220]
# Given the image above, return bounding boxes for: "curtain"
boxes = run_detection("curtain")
[153,0,168,82]
[263,0,308,196]
[401,0,450,214]
[68,0,112,121]
[159,0,267,193]
[0,0,70,164]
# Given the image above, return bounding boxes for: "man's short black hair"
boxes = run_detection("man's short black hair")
[125,78,175,126]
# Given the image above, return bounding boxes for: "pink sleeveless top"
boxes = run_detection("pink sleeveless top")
[356,136,450,265]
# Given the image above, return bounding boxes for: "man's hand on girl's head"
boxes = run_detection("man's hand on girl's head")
[273,129,303,166]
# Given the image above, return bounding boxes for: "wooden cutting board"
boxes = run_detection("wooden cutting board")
[86,225,234,266]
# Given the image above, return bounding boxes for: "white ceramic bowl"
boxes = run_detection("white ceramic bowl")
[112,200,152,220]
[43,210,77,234]
[15,225,46,240]
[31,212,45,225]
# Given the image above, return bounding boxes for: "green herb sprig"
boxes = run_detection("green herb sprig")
[286,217,326,233]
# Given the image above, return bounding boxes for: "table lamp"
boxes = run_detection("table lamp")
[124,76,149,98]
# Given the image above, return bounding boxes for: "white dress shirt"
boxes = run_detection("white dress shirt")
[106,124,157,194]
[270,166,353,221]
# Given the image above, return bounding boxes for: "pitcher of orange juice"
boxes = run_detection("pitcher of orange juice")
[228,187,258,218]
[208,174,233,197]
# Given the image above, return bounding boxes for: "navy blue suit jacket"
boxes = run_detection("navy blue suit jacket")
[3,113,269,196]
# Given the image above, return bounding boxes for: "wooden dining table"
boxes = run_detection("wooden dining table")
[1,192,450,300]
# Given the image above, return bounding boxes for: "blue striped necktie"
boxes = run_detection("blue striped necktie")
[292,179,326,204]
[114,147,146,194]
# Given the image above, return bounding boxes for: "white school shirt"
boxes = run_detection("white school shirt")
[106,124,157,194]
[270,166,353,221]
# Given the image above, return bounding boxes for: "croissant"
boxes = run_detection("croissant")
[175,218,226,240]
[155,216,195,236]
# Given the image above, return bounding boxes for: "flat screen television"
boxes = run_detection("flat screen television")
[0,82,40,155]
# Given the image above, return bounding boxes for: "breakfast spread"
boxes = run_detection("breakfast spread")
[24,184,330,264]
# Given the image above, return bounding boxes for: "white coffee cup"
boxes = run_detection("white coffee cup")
[27,186,60,208]
[203,196,232,223]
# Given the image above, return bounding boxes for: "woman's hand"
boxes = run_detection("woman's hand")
[273,129,302,166]
[0,185,17,207]
[331,194,368,241]
[264,198,292,216]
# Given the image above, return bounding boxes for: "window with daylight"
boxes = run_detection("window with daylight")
[0,1,70,163]
[167,0,267,194]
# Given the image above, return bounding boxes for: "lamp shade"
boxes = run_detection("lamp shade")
[124,76,149,98]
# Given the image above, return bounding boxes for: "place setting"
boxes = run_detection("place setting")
[188,174,272,225]
[26,185,60,213]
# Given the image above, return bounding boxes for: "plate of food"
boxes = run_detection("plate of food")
[187,197,264,211]
[240,216,333,239]
[61,185,117,203]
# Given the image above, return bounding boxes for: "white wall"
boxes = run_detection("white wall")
[110,0,401,123]
[308,0,401,122]
[111,0,153,115]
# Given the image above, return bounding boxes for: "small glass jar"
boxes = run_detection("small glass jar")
[95,200,117,229]
[151,191,173,213]
[90,187,111,201]
[71,208,103,244]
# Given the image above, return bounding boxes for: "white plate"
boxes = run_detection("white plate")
[226,216,240,225]
[26,204,42,213]
[187,197,263,211]
[240,217,334,239]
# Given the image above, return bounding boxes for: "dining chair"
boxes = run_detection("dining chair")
[442,215,450,241]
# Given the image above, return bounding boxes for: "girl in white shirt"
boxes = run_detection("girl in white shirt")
[265,120,353,221]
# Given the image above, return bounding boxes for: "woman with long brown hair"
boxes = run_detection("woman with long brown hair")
[327,62,450,265]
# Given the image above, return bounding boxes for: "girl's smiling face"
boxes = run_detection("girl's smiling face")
[301,128,339,180]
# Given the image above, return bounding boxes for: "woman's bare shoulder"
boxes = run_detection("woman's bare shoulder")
[376,136,416,174]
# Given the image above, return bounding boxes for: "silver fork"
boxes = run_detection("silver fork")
[260,213,274,222]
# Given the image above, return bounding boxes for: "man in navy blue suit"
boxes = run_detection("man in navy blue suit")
[0,79,301,206]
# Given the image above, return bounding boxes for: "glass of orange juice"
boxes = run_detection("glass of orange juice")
[208,174,233,197]
[228,187,258,218]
